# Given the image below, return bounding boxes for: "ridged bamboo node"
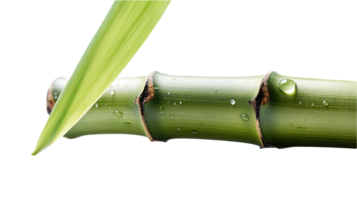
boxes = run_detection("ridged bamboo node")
[252,71,276,148]
[135,71,157,142]
[261,71,273,106]
[46,82,55,114]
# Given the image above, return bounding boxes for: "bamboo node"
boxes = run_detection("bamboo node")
[135,71,157,142]
[252,71,276,148]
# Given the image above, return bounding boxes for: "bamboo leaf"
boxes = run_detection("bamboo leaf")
[32,0,170,155]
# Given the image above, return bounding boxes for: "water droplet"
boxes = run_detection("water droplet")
[54,92,57,95]
[157,107,165,114]
[54,96,57,100]
[109,107,111,110]
[105,103,107,106]
[95,103,98,108]
[154,87,159,90]
[172,78,176,80]
[210,93,213,96]
[181,111,183,114]
[221,97,223,100]
[230,99,236,105]
[297,127,306,131]
[322,100,329,107]
[124,122,131,127]
[169,115,174,121]
[174,102,176,105]
[168,92,170,95]
[179,101,182,104]
[190,130,199,134]
[278,79,296,94]
[289,124,294,128]
[177,128,180,131]
[110,90,114,95]
[189,95,191,98]
[311,103,314,107]
[240,114,249,122]
[298,101,302,105]
[113,110,123,118]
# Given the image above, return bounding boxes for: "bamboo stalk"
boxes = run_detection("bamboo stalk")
[48,72,357,149]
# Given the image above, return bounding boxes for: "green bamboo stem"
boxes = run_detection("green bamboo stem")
[260,72,356,148]
[144,72,264,146]
[47,72,357,148]
[49,77,148,139]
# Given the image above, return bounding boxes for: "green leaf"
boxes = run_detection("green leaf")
[32,0,170,155]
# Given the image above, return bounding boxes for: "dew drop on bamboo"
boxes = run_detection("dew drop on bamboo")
[230,99,236,105]
[113,110,123,118]
[279,79,296,94]
[240,114,249,122]
[157,107,165,114]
